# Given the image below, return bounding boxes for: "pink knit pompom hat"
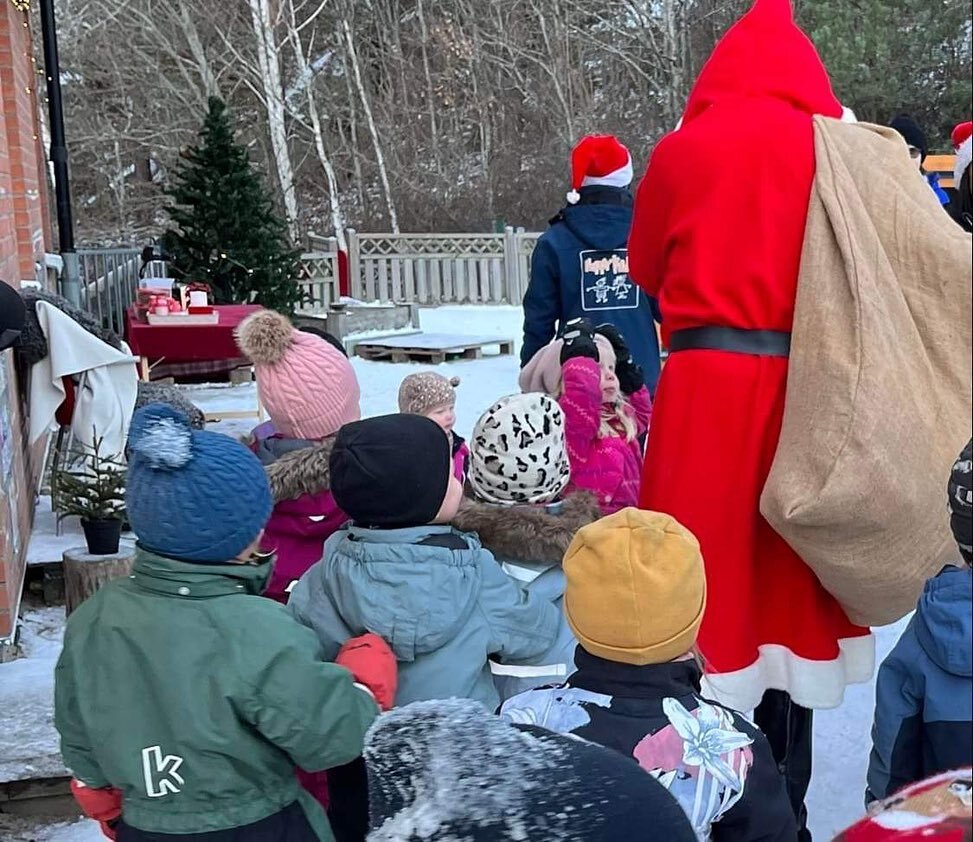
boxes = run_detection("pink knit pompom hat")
[236,311,360,440]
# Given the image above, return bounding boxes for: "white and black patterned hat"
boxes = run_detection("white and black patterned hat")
[469,393,571,505]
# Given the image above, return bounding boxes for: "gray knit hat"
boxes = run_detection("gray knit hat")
[469,393,571,505]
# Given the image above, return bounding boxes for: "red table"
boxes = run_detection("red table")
[125,305,266,422]
[125,304,262,381]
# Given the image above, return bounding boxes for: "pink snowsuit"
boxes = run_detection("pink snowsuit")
[250,429,348,602]
[261,491,346,603]
[453,436,470,485]
[250,428,350,810]
[558,357,652,514]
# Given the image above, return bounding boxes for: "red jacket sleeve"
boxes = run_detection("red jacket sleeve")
[71,779,121,840]
[628,145,672,298]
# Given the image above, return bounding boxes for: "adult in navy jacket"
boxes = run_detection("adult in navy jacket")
[521,135,662,395]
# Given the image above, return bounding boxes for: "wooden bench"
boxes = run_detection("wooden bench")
[354,333,515,364]
[925,153,957,189]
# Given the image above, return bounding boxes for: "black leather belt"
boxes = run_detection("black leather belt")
[668,326,791,357]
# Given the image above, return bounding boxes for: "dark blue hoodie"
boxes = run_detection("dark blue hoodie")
[521,186,662,394]
[866,564,973,803]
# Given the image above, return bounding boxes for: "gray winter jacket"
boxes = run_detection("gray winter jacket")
[288,524,560,710]
[453,493,601,701]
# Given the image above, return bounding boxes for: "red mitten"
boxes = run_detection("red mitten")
[336,633,397,712]
[71,779,121,840]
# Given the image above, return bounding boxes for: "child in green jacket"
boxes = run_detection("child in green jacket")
[54,404,395,842]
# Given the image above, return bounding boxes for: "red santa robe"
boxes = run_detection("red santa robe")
[629,0,874,713]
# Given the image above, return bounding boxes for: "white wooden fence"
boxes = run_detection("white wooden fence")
[295,245,341,315]
[75,229,540,324]
[342,228,538,307]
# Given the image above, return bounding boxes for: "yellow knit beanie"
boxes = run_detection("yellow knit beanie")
[563,508,707,665]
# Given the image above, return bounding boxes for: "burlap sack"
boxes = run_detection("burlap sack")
[760,116,973,628]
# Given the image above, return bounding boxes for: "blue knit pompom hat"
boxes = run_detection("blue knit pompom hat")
[126,404,273,563]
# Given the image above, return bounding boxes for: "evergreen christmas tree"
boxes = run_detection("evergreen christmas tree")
[162,97,304,313]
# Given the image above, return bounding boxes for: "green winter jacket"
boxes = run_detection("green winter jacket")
[54,548,378,839]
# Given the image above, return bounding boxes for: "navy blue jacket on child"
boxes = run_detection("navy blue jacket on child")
[866,564,973,802]
[867,439,973,803]
[521,186,662,394]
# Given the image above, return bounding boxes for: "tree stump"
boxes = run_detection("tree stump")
[64,545,135,617]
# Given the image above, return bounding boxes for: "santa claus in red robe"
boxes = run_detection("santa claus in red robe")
[629,0,874,836]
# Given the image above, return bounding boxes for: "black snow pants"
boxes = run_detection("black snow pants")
[754,689,815,842]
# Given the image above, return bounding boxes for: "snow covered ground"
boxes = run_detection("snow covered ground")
[0,305,918,839]
[0,816,103,842]
[25,494,136,568]
[189,304,525,442]
[0,607,70,784]
[25,496,85,567]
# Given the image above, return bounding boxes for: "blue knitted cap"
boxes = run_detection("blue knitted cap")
[126,404,273,563]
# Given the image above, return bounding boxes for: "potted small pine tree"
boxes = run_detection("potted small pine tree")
[54,435,127,555]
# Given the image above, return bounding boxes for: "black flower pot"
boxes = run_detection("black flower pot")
[81,518,122,555]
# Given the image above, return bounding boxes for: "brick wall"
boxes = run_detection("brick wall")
[0,351,40,640]
[0,1,51,640]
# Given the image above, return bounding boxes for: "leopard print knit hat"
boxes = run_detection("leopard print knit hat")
[469,393,571,505]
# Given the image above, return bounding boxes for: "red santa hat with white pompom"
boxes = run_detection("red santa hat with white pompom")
[951,120,972,187]
[566,135,633,204]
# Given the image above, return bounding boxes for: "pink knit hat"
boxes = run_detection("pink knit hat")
[518,335,613,395]
[236,311,360,440]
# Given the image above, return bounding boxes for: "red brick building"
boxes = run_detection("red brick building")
[0,0,53,641]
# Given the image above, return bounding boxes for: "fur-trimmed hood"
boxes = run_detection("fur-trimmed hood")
[453,492,601,566]
[259,437,336,503]
[19,288,124,366]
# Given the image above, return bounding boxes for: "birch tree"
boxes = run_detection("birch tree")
[55,0,970,242]
[283,0,347,249]
[248,0,300,241]
[341,16,399,233]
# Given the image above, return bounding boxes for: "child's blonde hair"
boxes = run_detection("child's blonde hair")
[601,399,638,443]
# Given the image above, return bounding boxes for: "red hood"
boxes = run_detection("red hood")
[683,0,841,124]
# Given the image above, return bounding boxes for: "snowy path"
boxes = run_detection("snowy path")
[1,306,917,838]
[0,817,102,842]
[0,608,70,784]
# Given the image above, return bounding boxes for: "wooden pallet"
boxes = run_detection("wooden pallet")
[354,333,515,364]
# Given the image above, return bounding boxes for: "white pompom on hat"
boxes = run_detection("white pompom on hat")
[567,135,634,204]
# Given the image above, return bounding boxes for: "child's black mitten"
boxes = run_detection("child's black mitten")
[596,324,644,395]
[560,318,599,364]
